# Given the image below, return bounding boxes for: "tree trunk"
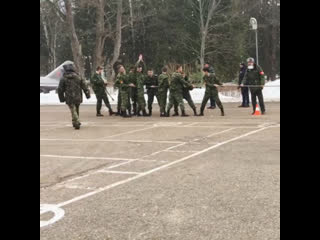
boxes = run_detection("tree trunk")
[106,0,123,81]
[92,0,106,73]
[64,0,85,77]
[128,0,136,57]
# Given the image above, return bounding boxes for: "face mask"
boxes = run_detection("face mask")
[248,65,254,70]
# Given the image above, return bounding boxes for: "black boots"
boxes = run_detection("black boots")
[181,110,189,117]
[96,112,104,117]
[193,108,199,116]
[221,108,225,116]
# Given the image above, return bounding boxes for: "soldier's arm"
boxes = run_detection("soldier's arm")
[179,75,192,88]
[57,79,66,102]
[214,76,223,86]
[258,66,265,86]
[242,70,248,86]
[80,77,91,99]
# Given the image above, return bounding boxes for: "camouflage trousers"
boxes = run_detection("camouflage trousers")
[166,91,185,112]
[147,90,160,111]
[158,89,168,114]
[120,90,131,112]
[68,104,80,126]
[174,90,196,112]
[137,89,146,112]
[130,87,138,113]
[200,91,223,112]
[96,92,112,114]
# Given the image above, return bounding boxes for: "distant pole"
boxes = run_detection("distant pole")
[250,18,259,65]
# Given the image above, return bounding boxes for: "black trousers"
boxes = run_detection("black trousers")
[250,88,265,113]
[241,87,250,106]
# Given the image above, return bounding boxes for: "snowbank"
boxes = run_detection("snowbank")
[40,79,280,105]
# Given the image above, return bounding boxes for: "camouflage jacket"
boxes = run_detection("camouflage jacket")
[90,73,106,96]
[58,72,90,105]
[116,73,130,92]
[169,72,191,93]
[203,74,222,93]
[158,73,169,92]
[243,65,265,87]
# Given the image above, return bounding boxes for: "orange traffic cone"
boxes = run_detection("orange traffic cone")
[253,104,261,116]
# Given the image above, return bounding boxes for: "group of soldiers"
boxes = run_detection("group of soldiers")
[58,56,266,130]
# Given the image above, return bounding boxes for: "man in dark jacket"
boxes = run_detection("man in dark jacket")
[238,63,250,108]
[242,58,266,115]
[204,63,216,109]
[90,66,115,117]
[58,64,91,130]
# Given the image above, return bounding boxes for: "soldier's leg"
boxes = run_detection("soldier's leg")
[214,94,224,116]
[117,90,122,115]
[176,93,188,116]
[76,104,80,117]
[68,104,80,129]
[132,90,138,115]
[159,91,165,114]
[173,97,179,116]
[257,88,266,113]
[166,93,175,116]
[138,91,148,117]
[250,88,258,114]
[244,87,250,107]
[186,93,198,116]
[127,92,132,114]
[96,95,103,115]
[121,91,130,118]
[102,94,114,116]
[200,93,210,115]
[147,92,154,115]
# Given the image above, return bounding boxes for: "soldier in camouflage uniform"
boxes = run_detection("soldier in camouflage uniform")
[58,64,91,130]
[134,59,149,117]
[158,67,170,117]
[199,67,224,116]
[173,72,198,116]
[90,66,115,117]
[116,65,135,118]
[145,69,160,116]
[166,65,193,117]
[128,66,137,115]
[242,57,266,115]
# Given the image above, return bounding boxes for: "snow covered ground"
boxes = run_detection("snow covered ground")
[40,79,280,105]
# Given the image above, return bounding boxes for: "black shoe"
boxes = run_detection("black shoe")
[160,113,166,117]
[109,110,115,116]
[181,111,189,117]
[172,112,179,117]
[193,109,198,116]
[143,110,149,117]
[73,123,80,130]
[115,112,121,116]
[262,111,266,115]
[244,105,250,108]
[238,105,244,108]
[122,112,131,118]
[96,113,104,117]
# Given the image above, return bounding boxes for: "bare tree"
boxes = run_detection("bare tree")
[64,0,85,77]
[105,0,123,80]
[40,1,61,70]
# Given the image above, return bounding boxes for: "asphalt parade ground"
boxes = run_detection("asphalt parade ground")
[40,102,280,240]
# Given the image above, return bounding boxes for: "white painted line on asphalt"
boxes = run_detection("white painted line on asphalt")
[40,139,185,144]
[52,126,272,213]
[40,155,138,162]
[99,126,158,139]
[97,170,142,175]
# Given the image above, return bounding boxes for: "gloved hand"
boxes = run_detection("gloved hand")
[85,92,91,99]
